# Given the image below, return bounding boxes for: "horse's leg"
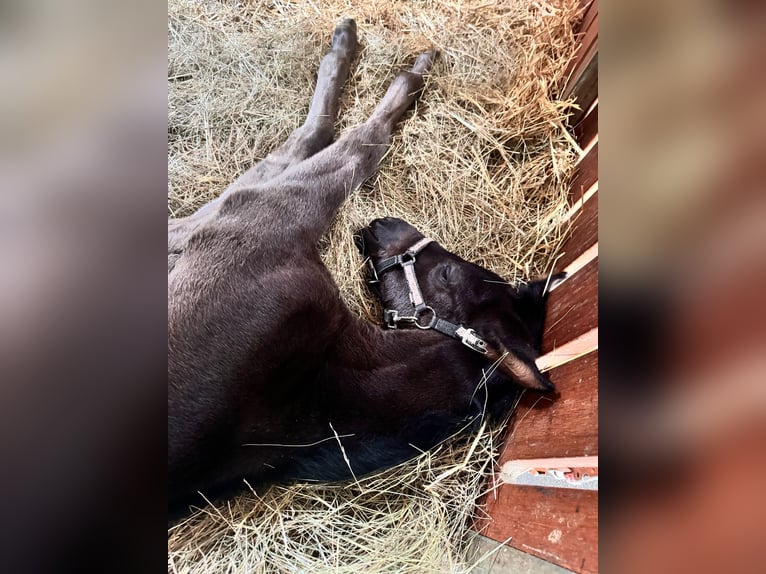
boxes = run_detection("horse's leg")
[191,19,358,221]
[167,19,358,263]
[257,51,434,236]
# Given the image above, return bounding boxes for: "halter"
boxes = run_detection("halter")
[366,237,489,355]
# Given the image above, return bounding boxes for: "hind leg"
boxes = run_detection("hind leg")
[190,19,358,220]
[272,51,435,235]
[231,19,358,185]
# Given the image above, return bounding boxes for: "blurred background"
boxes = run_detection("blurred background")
[601,0,766,572]
[0,0,763,571]
[0,1,167,572]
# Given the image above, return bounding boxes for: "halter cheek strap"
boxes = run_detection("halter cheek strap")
[366,238,489,355]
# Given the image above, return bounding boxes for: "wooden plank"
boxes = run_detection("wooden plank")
[480,485,598,573]
[536,327,598,372]
[574,100,598,150]
[568,141,597,205]
[501,351,598,460]
[578,0,598,37]
[501,456,598,473]
[561,242,598,279]
[570,32,597,92]
[555,190,598,272]
[567,52,598,126]
[542,258,598,353]
[565,10,598,94]
[498,456,597,492]
[564,0,598,126]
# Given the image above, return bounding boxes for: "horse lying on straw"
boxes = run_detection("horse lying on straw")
[168,19,558,515]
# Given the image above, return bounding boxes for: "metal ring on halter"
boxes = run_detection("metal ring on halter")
[413,306,437,330]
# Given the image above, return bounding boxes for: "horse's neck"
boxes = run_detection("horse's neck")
[326,315,476,389]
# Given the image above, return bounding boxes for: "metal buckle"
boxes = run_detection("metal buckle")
[413,306,437,330]
[455,326,488,354]
[366,258,379,284]
[385,309,417,328]
[385,308,430,330]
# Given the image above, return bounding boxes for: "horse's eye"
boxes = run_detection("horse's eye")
[440,264,452,284]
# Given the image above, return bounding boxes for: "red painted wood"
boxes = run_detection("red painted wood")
[565,1,598,124]
[568,141,598,205]
[574,101,598,150]
[556,190,598,272]
[566,8,598,94]
[500,351,598,461]
[542,258,598,354]
[481,485,598,573]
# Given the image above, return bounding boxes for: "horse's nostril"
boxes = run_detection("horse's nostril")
[354,226,382,256]
[370,216,400,236]
[353,233,365,253]
[369,217,386,229]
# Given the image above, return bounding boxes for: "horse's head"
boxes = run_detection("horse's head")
[356,217,561,392]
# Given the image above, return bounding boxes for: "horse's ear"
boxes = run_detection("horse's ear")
[519,271,567,299]
[485,344,555,392]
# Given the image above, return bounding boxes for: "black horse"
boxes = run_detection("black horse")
[168,20,557,516]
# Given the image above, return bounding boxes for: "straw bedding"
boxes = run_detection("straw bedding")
[168,0,582,571]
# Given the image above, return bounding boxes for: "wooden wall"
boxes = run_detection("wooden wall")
[476,1,599,572]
